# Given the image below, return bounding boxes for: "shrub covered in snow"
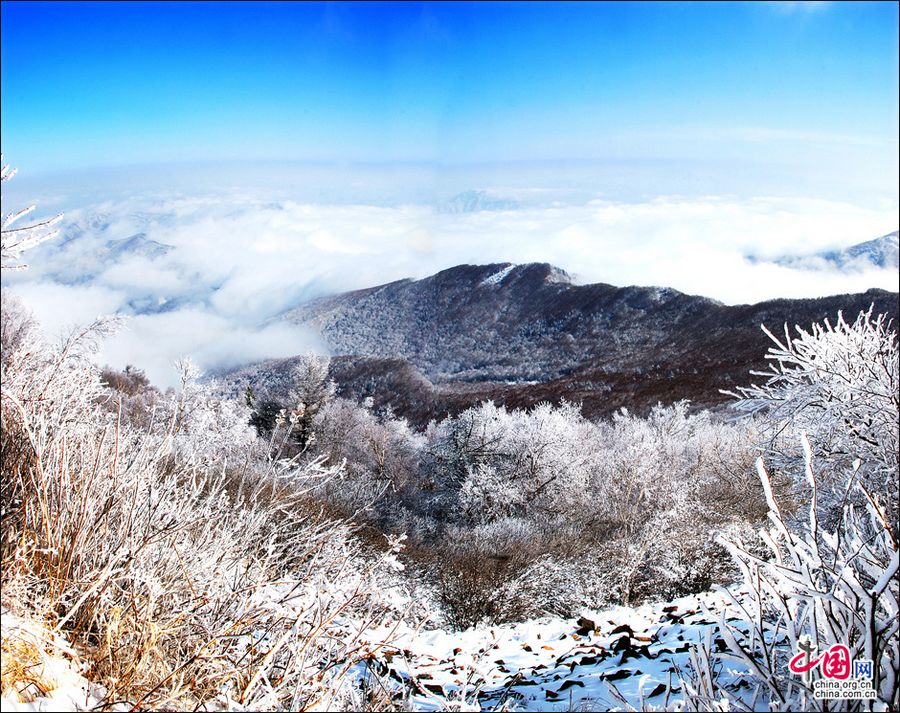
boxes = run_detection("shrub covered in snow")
[678,438,898,711]
[726,307,899,525]
[677,308,900,711]
[0,307,404,709]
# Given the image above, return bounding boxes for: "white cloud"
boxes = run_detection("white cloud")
[6,189,897,386]
[10,281,127,337]
[98,310,324,387]
[99,257,190,295]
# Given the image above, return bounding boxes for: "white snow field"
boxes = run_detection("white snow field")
[347,587,758,712]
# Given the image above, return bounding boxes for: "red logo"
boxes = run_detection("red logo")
[789,643,851,680]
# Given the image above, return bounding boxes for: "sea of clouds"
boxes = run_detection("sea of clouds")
[3,165,897,386]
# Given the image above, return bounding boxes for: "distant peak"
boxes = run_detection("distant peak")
[438,190,519,214]
[105,233,173,259]
[426,262,574,288]
[753,229,899,272]
[512,262,573,285]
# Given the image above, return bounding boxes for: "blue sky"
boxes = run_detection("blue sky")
[1,1,897,181]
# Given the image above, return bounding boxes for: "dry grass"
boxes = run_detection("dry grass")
[1,635,50,703]
[0,612,87,705]
[0,315,403,710]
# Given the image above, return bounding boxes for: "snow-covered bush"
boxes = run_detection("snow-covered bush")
[590,403,765,604]
[726,307,899,523]
[98,364,164,430]
[418,517,570,630]
[310,397,424,518]
[502,552,620,620]
[0,313,402,709]
[679,437,899,711]
[455,401,597,523]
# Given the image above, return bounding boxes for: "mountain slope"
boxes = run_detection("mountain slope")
[244,264,900,426]
[766,230,899,271]
[283,263,724,383]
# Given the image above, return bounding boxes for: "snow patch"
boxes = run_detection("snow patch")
[480,264,516,286]
[0,610,107,712]
[351,586,759,711]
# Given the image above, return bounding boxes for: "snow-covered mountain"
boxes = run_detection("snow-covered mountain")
[814,230,899,269]
[261,263,900,425]
[281,262,706,384]
[104,233,173,261]
[438,190,520,214]
[757,230,899,272]
[34,219,175,287]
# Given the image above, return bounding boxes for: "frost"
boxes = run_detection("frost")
[1,157,63,270]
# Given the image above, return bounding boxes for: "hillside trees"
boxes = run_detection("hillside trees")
[230,370,769,627]
[371,399,767,625]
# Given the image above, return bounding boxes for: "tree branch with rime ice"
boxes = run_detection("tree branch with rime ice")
[1,156,63,270]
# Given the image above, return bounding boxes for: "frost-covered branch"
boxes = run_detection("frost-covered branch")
[1,156,63,270]
[678,435,899,711]
[724,308,899,522]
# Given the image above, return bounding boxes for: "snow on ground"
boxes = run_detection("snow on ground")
[353,586,761,711]
[0,609,108,712]
[2,587,764,711]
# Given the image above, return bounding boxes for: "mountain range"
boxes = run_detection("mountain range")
[438,190,520,214]
[221,262,899,427]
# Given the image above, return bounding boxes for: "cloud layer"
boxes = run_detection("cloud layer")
[5,189,897,387]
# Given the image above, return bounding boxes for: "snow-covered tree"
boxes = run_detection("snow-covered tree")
[308,396,424,517]
[0,290,37,369]
[413,399,763,615]
[249,352,337,452]
[455,400,597,523]
[589,402,763,603]
[726,308,899,522]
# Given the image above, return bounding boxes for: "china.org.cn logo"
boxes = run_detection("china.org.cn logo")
[789,641,876,700]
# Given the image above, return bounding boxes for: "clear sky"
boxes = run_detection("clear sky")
[1,1,898,179]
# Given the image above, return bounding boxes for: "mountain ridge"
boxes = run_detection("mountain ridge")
[282,262,728,384]
[217,264,900,427]
[753,230,899,272]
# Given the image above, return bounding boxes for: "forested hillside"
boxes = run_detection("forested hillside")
[245,263,900,425]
